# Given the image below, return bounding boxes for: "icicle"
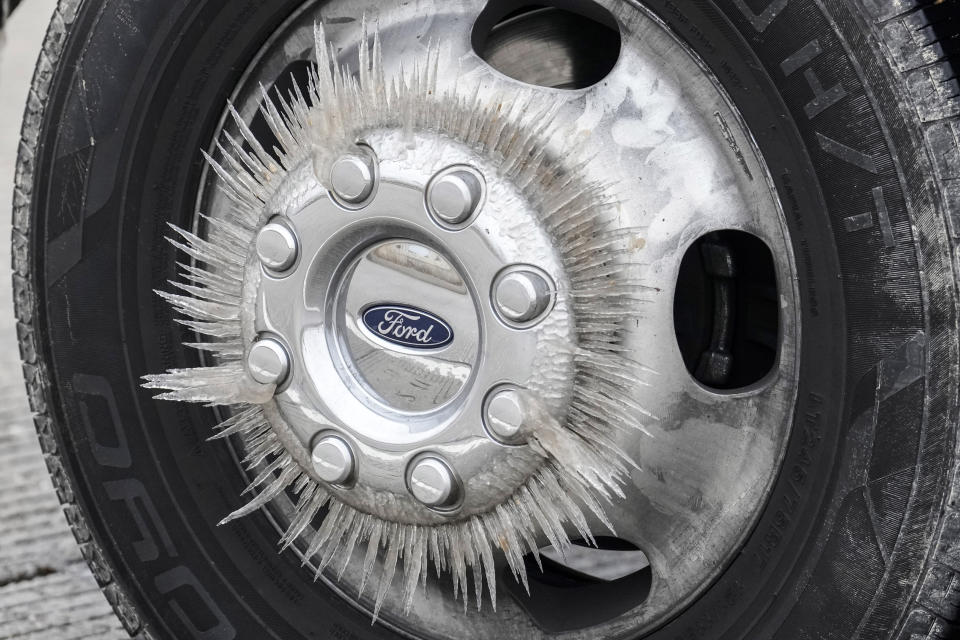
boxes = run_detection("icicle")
[144,19,657,618]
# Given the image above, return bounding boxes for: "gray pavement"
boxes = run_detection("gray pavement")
[0,2,125,637]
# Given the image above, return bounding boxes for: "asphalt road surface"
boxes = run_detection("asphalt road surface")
[0,2,126,637]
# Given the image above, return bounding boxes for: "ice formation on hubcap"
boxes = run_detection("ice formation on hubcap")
[144,22,652,616]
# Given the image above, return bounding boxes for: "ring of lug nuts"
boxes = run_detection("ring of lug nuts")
[247,143,560,514]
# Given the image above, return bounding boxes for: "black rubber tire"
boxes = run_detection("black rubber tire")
[11,0,960,638]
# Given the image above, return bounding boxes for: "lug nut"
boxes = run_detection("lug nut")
[408,456,458,508]
[484,387,527,443]
[329,151,376,204]
[246,337,290,386]
[493,268,555,325]
[311,434,355,485]
[427,168,484,225]
[256,220,299,273]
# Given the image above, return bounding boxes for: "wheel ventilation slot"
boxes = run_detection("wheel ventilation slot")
[504,537,652,632]
[473,1,621,90]
[674,230,779,390]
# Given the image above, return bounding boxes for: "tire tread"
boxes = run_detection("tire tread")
[867,2,960,638]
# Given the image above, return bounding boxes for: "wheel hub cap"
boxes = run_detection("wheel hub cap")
[146,23,651,613]
[146,6,800,634]
[250,138,582,520]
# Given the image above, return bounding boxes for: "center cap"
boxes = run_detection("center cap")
[248,134,577,521]
[360,304,454,350]
[338,240,479,413]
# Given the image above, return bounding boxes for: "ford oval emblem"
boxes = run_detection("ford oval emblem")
[361,304,454,350]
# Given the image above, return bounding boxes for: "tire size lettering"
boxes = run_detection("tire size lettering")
[753,392,824,570]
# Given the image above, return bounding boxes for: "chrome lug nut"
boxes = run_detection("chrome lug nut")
[427,167,484,225]
[329,151,376,204]
[311,435,355,485]
[484,387,527,443]
[246,337,290,386]
[408,456,458,508]
[493,267,555,325]
[256,220,299,273]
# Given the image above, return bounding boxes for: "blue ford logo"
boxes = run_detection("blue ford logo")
[361,304,454,350]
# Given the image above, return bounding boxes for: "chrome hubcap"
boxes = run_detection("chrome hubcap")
[254,149,574,518]
[152,1,804,636]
